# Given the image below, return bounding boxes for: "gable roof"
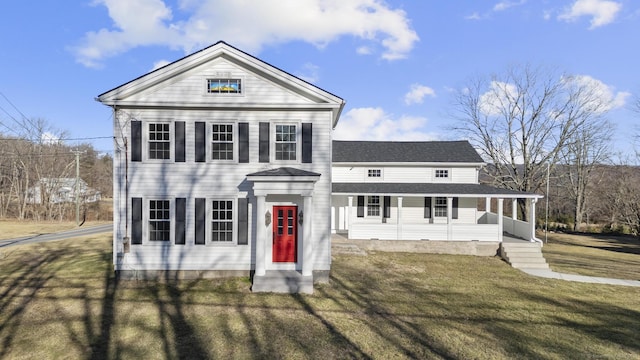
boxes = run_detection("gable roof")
[332,140,484,164]
[96,41,345,126]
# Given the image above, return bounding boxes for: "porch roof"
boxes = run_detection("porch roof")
[332,182,542,199]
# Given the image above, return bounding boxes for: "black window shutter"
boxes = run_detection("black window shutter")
[302,123,312,163]
[237,198,248,245]
[175,121,185,162]
[357,196,364,218]
[195,122,206,162]
[131,121,142,162]
[195,198,206,245]
[452,197,459,219]
[131,197,142,244]
[424,197,432,219]
[238,122,249,163]
[383,196,391,218]
[259,122,269,163]
[175,198,186,245]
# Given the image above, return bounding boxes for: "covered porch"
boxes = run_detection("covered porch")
[331,183,543,243]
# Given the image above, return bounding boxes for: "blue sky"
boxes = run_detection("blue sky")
[1,0,637,155]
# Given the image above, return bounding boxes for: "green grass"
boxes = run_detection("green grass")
[0,235,639,359]
[542,231,640,280]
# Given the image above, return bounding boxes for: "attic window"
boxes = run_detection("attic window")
[207,79,242,94]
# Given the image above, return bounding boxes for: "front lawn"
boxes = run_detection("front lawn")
[0,234,638,359]
[542,231,640,280]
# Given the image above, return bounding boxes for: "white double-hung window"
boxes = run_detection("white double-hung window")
[148,123,171,160]
[148,199,171,242]
[275,124,297,161]
[211,124,234,160]
[211,200,234,243]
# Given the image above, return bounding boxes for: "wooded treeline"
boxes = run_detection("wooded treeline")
[526,164,640,235]
[0,119,112,221]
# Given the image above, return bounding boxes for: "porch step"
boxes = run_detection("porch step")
[252,270,314,294]
[500,242,549,270]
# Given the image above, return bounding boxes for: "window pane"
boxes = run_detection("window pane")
[211,123,234,160]
[149,199,170,241]
[211,200,233,242]
[207,79,241,94]
[148,123,170,159]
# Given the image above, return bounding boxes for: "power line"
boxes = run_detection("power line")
[0,91,38,129]
[0,136,113,142]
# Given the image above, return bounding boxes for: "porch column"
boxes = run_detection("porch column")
[255,195,266,276]
[529,198,537,242]
[485,197,491,213]
[347,196,353,238]
[447,197,453,240]
[302,195,313,277]
[512,198,518,234]
[498,198,504,242]
[397,197,403,240]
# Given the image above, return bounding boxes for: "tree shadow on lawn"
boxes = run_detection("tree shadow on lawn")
[0,246,63,359]
[494,284,640,356]
[549,233,640,256]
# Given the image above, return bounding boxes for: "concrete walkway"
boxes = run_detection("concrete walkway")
[518,268,640,287]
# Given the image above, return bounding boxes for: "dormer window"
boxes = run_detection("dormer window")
[207,79,242,94]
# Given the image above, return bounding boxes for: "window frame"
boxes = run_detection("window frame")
[272,122,301,163]
[206,197,238,246]
[366,168,383,182]
[209,122,237,162]
[143,197,174,245]
[434,197,448,218]
[434,168,451,182]
[144,121,173,162]
[366,195,381,217]
[206,78,243,95]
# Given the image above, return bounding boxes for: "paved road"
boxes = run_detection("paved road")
[0,223,112,248]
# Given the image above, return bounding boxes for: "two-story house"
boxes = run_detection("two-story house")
[97,41,345,293]
[331,141,542,254]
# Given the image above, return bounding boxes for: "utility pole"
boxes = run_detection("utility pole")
[71,149,86,226]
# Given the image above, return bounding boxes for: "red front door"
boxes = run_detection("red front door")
[273,206,297,263]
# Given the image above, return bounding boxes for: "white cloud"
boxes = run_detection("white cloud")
[479,81,518,116]
[356,46,373,55]
[72,0,419,68]
[478,76,628,118]
[465,12,483,20]
[152,59,171,71]
[563,74,629,112]
[295,63,320,83]
[558,0,622,29]
[404,84,436,105]
[493,0,526,12]
[333,107,439,141]
[466,1,526,20]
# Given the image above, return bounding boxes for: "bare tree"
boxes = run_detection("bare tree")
[452,64,612,219]
[559,117,614,230]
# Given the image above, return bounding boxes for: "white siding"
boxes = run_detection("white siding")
[114,107,334,271]
[129,58,315,105]
[332,165,479,184]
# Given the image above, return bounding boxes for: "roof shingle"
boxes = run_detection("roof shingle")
[332,140,484,163]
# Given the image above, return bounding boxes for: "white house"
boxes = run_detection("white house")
[97,41,345,293]
[331,141,543,253]
[27,178,101,204]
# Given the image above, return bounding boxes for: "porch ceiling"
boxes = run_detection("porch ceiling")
[332,182,542,198]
